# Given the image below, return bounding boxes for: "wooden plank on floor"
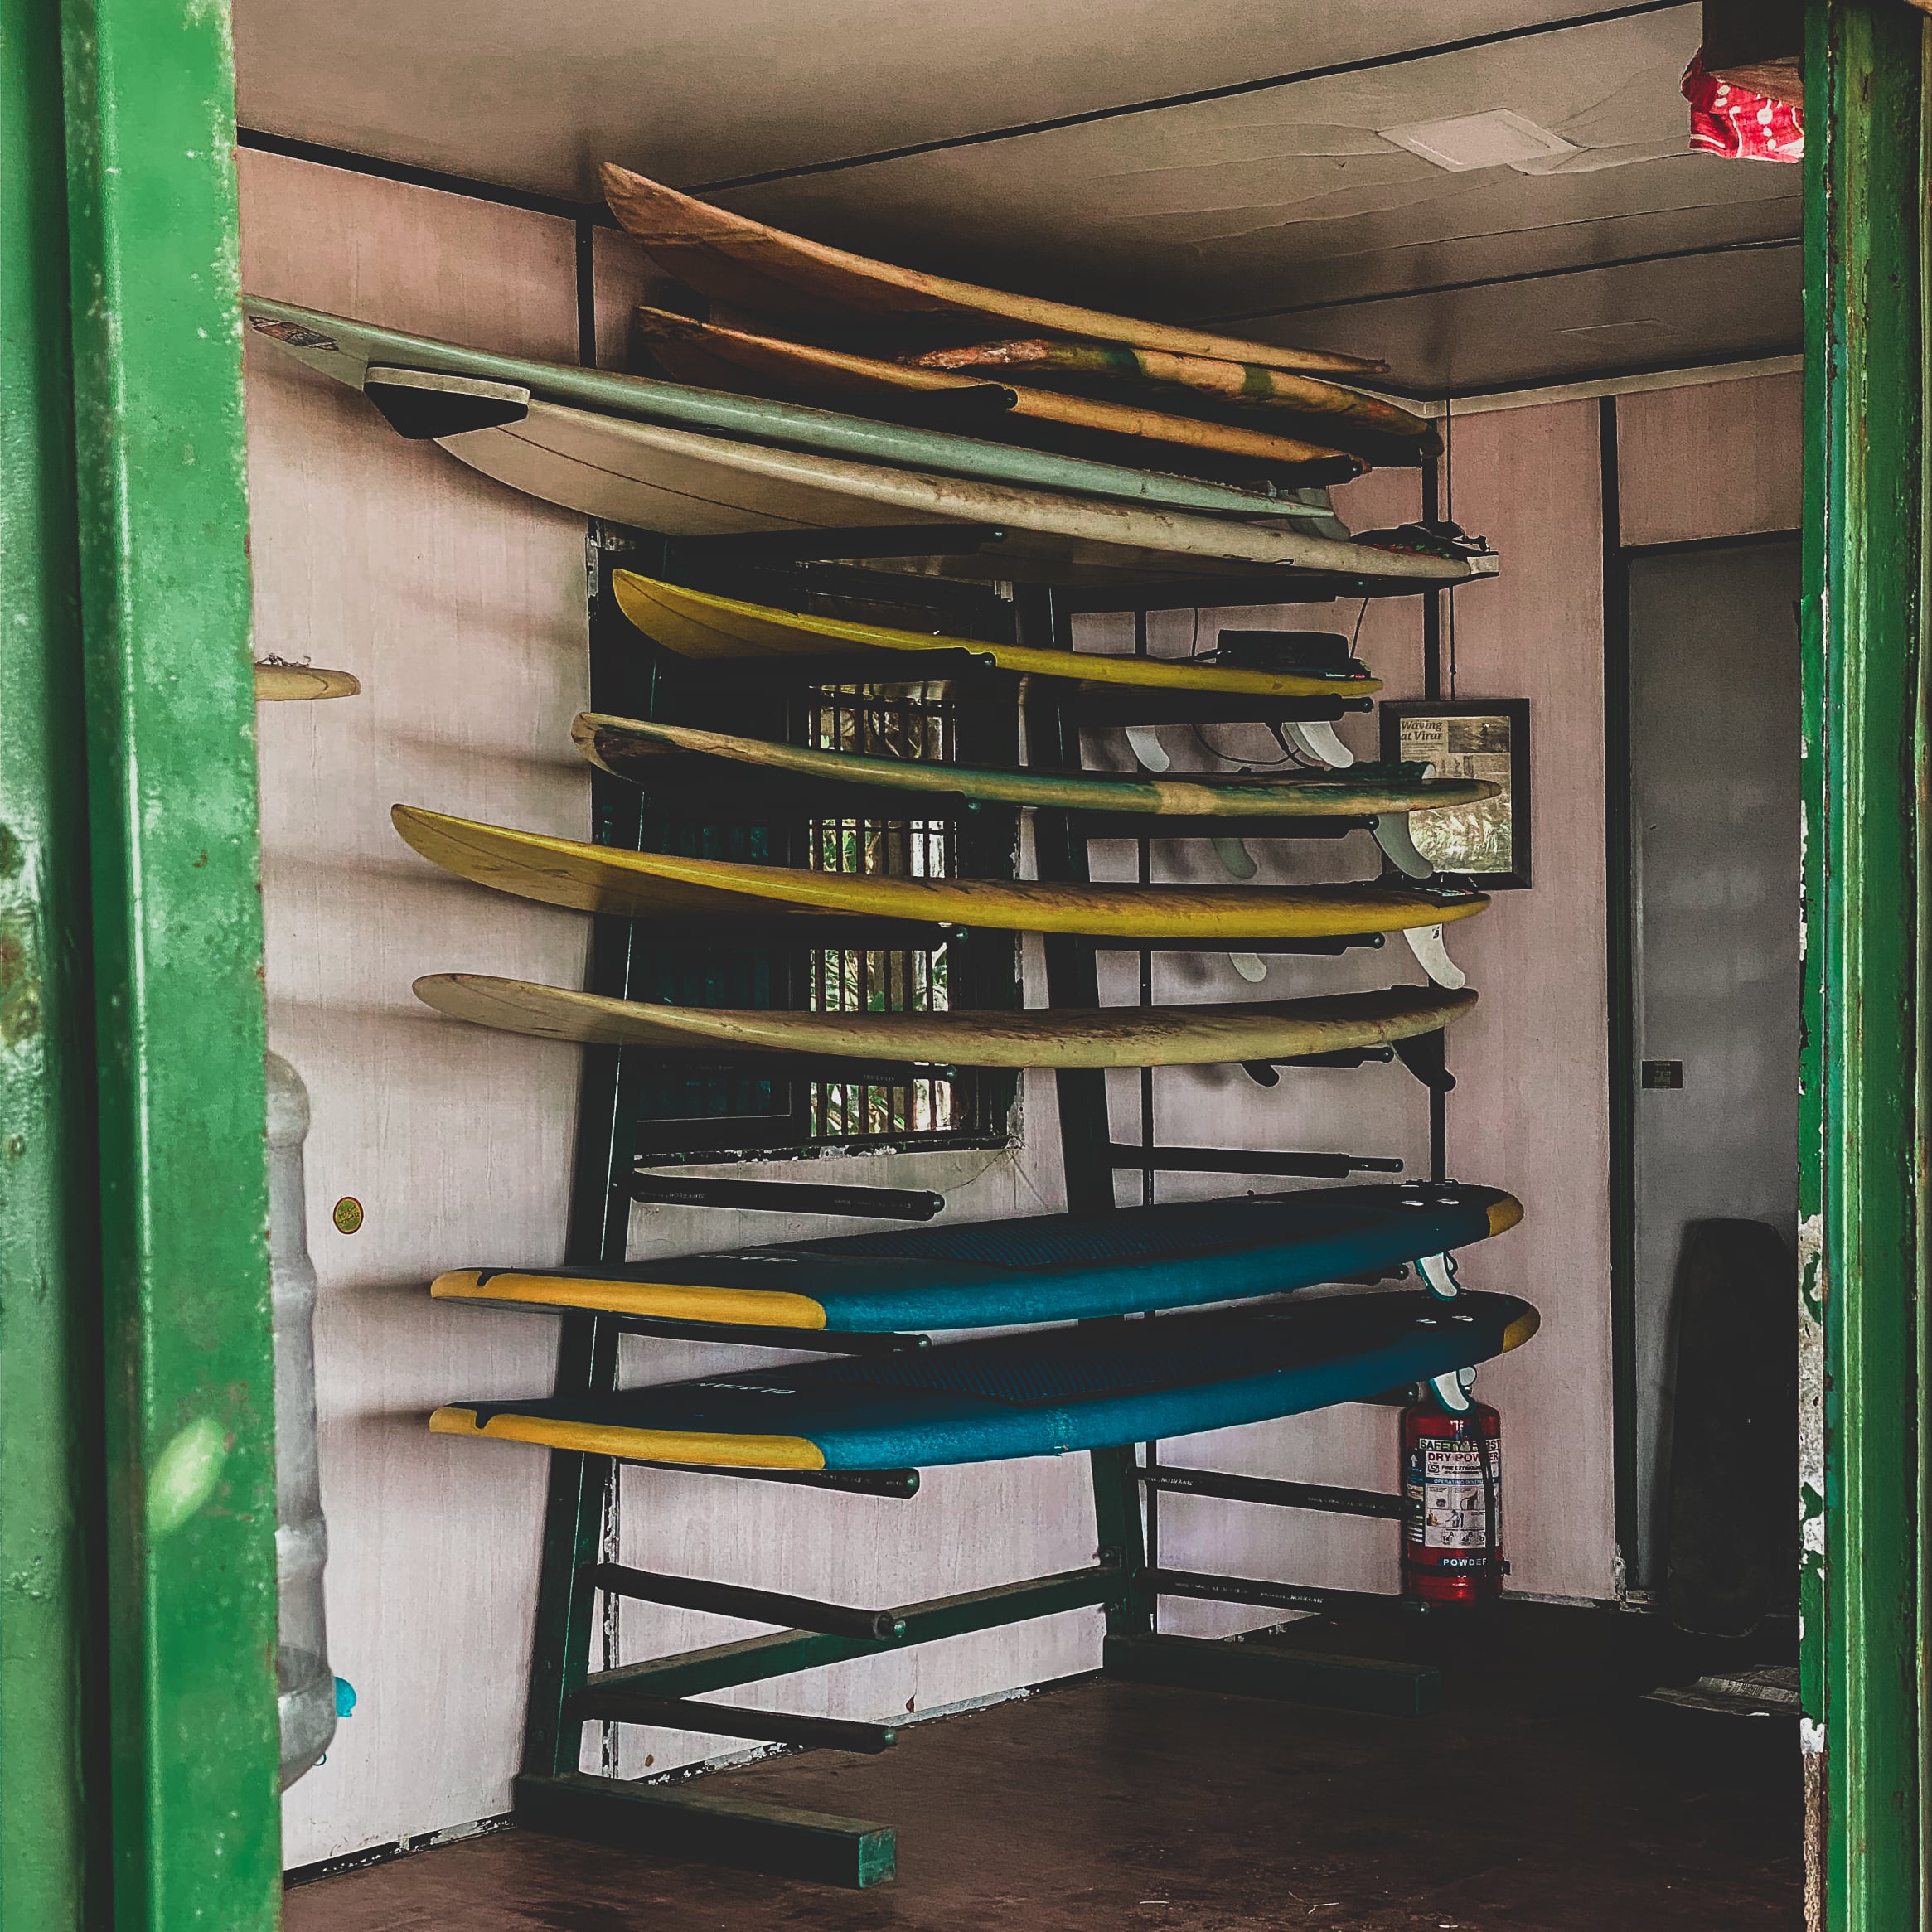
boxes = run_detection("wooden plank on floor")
[513,1771,896,1889]
[1104,1632,1442,1718]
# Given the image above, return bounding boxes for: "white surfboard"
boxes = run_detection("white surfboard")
[360,368,1501,589]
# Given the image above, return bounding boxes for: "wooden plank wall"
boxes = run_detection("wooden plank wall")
[240,138,1800,1857]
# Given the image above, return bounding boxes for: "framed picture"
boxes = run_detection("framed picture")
[1378,699,1531,889]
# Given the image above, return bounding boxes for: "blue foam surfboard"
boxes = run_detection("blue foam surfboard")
[433,1182,1523,1335]
[431,1287,1539,1470]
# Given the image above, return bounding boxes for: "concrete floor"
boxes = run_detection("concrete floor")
[286,1618,1802,1932]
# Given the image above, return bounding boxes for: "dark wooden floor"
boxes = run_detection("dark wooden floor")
[287,1609,1802,1932]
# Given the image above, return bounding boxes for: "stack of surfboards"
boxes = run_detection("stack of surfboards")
[243,172,1490,588]
[431,1188,1535,1470]
[599,162,1444,503]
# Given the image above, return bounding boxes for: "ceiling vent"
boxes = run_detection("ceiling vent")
[1378,109,1580,173]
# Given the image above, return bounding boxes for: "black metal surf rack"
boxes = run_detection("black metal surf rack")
[511,516,1472,1887]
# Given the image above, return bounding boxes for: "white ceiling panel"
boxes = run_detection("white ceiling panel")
[234,1,1643,198]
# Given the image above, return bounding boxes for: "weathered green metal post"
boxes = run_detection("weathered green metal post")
[0,3,107,1927]
[5,0,283,1920]
[1800,2,1926,1925]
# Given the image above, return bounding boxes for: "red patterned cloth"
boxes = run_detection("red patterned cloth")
[1682,52,1804,163]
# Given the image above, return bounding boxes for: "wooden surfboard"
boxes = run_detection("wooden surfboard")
[414,973,1475,1069]
[611,573,1382,698]
[431,1286,1539,1470]
[245,296,1361,525]
[254,663,360,701]
[633,307,1364,475]
[599,163,1382,378]
[392,805,1491,938]
[434,1180,1524,1334]
[574,713,1500,821]
[908,338,1436,448]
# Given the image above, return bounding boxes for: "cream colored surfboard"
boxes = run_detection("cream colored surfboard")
[364,377,1496,588]
[414,972,1476,1068]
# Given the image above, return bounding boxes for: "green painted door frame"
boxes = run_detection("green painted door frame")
[1801,2,1929,1925]
[0,2,282,1929]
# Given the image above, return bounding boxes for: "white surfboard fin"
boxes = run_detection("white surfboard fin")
[1417,1252,1460,1301]
[1281,719,1354,769]
[1228,951,1269,983]
[1402,923,1466,990]
[364,366,530,441]
[1124,724,1169,772]
[1372,814,1435,879]
[1430,1367,1477,1413]
[1211,835,1258,880]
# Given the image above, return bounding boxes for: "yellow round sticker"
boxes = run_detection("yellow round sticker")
[332,1197,364,1235]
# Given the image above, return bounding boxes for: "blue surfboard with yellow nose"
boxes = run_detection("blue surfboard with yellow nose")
[432,1182,1522,1335]
[429,1286,1539,1470]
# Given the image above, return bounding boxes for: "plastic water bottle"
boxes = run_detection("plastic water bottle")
[268,1053,337,1788]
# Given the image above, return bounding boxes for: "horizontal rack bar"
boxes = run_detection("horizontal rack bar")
[630,1172,946,1220]
[617,1460,921,1498]
[1102,1144,1402,1179]
[1076,692,1370,727]
[570,1690,898,1755]
[512,1772,896,1889]
[613,919,1386,956]
[1146,1568,1415,1618]
[1242,1047,1395,1084]
[1067,813,1366,841]
[586,1562,908,1642]
[1140,1467,1406,1521]
[668,523,1009,567]
[603,1315,931,1357]
[1056,570,1465,615]
[581,1564,1124,1703]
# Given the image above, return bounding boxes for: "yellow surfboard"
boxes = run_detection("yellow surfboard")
[908,338,1436,445]
[611,573,1382,700]
[414,973,1476,1068]
[633,308,1363,477]
[393,805,1489,939]
[600,162,1380,378]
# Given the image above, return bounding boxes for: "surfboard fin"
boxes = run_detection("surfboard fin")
[1417,1252,1460,1301]
[1124,724,1170,772]
[363,366,530,440]
[1228,951,1269,983]
[1402,923,1466,990]
[1280,719,1355,769]
[1372,814,1435,879]
[1211,835,1258,880]
[1429,1367,1476,1413]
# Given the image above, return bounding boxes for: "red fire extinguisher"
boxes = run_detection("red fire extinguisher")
[1402,1374,1505,1605]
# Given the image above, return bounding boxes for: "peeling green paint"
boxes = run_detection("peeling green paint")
[145,1418,226,1541]
[1800,3,1927,1922]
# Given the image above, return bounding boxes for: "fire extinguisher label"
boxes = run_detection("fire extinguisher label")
[1405,1439,1501,1552]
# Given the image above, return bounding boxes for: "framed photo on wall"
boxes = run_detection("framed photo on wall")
[1378,699,1532,889]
